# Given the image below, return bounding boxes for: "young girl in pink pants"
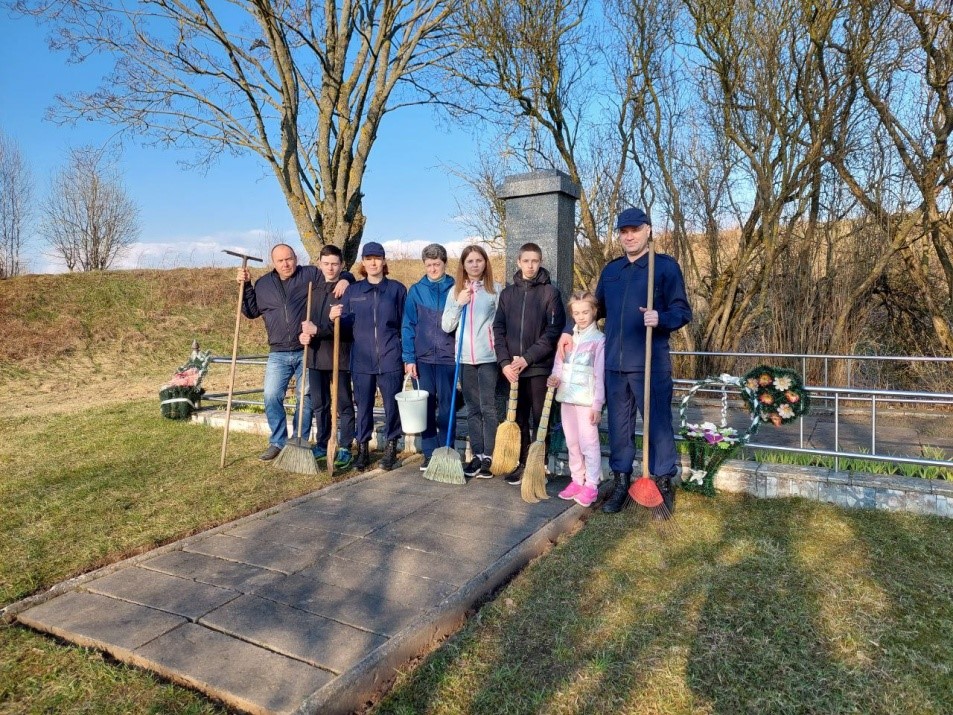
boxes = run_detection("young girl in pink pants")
[547,291,606,507]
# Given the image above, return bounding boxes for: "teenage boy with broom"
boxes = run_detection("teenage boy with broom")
[299,244,356,469]
[237,244,348,461]
[557,208,692,515]
[492,243,566,485]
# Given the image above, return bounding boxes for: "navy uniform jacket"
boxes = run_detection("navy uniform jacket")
[595,252,691,372]
[340,277,407,374]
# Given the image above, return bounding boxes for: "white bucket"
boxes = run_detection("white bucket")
[396,376,429,434]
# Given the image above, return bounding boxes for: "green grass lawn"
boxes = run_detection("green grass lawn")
[2,400,951,714]
[375,497,952,714]
[0,399,345,714]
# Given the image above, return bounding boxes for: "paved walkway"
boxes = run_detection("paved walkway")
[10,465,587,715]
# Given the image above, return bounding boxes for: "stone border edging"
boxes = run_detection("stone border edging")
[709,458,953,517]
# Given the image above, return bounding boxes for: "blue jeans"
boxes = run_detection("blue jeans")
[263,350,313,448]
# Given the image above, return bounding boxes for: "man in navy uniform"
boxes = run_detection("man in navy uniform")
[559,208,691,514]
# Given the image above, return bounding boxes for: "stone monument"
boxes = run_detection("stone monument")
[498,169,580,301]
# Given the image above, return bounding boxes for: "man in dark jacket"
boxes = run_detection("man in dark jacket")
[238,244,346,461]
[560,208,692,515]
[401,244,457,471]
[300,244,356,468]
[493,242,566,484]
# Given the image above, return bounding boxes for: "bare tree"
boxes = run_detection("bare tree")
[41,147,140,271]
[445,146,514,252]
[15,0,454,265]
[0,130,32,278]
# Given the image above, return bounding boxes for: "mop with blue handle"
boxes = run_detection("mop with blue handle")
[423,305,467,484]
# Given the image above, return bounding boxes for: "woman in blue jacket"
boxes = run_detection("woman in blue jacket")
[336,242,407,471]
[401,244,456,471]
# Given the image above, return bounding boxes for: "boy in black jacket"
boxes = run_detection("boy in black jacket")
[492,243,566,484]
[300,244,356,468]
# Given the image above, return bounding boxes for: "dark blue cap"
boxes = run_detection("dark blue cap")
[361,241,386,258]
[616,207,651,229]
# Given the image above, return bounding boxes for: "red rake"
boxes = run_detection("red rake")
[627,237,676,524]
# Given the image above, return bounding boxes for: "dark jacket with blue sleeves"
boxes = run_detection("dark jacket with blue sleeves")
[594,252,692,372]
[306,271,356,370]
[340,277,407,374]
[401,274,456,366]
[241,265,323,352]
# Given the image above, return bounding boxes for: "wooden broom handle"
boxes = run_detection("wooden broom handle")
[534,385,557,442]
[505,380,519,421]
[220,256,249,469]
[330,316,340,436]
[642,238,655,480]
[296,282,313,439]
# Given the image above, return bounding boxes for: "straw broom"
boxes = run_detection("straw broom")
[626,237,674,522]
[325,315,340,476]
[274,282,319,475]
[490,380,521,476]
[521,384,555,503]
[424,305,467,484]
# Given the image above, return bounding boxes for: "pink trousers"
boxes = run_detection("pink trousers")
[561,403,603,486]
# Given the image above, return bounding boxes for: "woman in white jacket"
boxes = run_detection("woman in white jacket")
[442,245,502,477]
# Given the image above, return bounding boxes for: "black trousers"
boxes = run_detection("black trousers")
[516,374,551,464]
[308,368,356,450]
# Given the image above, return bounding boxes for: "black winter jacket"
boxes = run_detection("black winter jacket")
[305,271,356,371]
[241,265,323,352]
[492,267,566,378]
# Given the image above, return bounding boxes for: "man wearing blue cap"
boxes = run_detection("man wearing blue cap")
[559,208,692,514]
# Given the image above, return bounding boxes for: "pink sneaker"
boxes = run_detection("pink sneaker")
[574,484,599,507]
[558,481,584,500]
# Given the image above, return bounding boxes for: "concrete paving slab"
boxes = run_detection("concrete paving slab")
[223,518,361,555]
[268,504,396,538]
[18,591,185,653]
[134,622,333,715]
[294,554,458,609]
[139,550,287,592]
[365,515,525,561]
[84,567,240,621]
[200,594,388,673]
[330,538,489,586]
[184,533,318,574]
[252,575,422,637]
[11,463,593,715]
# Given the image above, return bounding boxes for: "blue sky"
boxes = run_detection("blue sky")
[0,14,482,273]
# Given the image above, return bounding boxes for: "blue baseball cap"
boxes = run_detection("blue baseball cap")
[616,208,651,229]
[361,241,386,258]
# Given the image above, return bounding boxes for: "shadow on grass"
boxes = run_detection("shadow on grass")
[373,493,953,714]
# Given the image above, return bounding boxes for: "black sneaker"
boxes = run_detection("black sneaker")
[463,457,482,477]
[504,465,524,485]
[475,456,493,478]
[419,456,431,472]
[259,445,281,461]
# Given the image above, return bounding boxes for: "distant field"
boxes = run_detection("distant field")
[0,256,506,417]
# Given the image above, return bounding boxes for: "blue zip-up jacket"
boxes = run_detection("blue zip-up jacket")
[340,277,407,374]
[241,265,322,352]
[401,274,456,366]
[594,252,692,372]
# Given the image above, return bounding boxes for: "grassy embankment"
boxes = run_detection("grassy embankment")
[0,267,951,714]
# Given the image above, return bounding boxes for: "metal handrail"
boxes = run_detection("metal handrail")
[198,349,953,475]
